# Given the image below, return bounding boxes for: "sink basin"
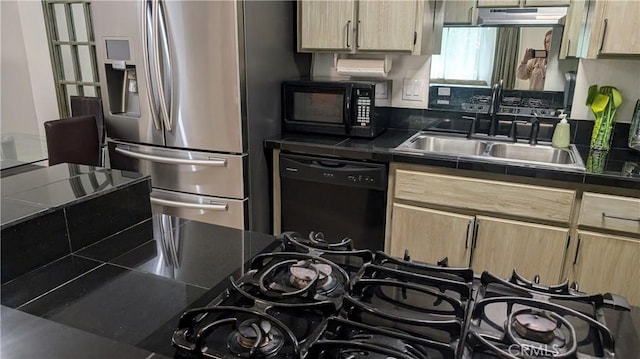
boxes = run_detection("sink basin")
[489,143,576,165]
[398,134,488,156]
[394,132,585,171]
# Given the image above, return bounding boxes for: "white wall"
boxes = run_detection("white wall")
[571,58,640,123]
[312,53,431,109]
[1,0,58,137]
[1,1,39,135]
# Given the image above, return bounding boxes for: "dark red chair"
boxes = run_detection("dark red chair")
[44,115,101,166]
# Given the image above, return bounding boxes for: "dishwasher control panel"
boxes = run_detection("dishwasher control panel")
[280,153,387,191]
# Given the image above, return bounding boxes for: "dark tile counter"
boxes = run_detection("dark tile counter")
[1,164,152,284]
[1,217,280,358]
[265,129,640,190]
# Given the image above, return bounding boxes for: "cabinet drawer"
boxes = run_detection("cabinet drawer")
[394,170,575,223]
[578,193,640,235]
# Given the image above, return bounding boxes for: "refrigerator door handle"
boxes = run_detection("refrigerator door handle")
[154,0,172,131]
[150,196,229,211]
[141,0,161,130]
[158,0,174,130]
[115,146,228,166]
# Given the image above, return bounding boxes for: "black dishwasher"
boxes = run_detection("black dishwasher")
[279,153,387,252]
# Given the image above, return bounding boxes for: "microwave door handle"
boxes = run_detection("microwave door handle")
[142,0,161,130]
[344,87,353,133]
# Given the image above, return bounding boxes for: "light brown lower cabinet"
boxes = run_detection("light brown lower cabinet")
[572,231,640,306]
[389,203,473,267]
[471,216,570,284]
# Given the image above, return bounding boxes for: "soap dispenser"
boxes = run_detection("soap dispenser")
[552,113,571,148]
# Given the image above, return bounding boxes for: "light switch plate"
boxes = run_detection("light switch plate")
[402,78,425,102]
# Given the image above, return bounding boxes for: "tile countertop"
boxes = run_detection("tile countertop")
[265,129,640,190]
[1,164,150,229]
[0,217,280,358]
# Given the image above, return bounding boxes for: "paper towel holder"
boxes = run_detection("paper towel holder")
[333,54,392,77]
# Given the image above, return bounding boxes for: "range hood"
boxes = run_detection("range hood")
[477,7,568,26]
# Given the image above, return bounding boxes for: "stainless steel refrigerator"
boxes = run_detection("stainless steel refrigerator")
[92,0,307,232]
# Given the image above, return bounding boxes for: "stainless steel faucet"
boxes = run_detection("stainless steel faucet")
[488,79,503,136]
[529,114,541,145]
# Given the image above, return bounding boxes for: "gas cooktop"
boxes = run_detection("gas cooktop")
[171,231,637,359]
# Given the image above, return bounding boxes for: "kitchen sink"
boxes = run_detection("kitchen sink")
[394,132,585,170]
[489,143,576,165]
[397,134,488,156]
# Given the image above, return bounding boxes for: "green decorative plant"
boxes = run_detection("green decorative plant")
[585,85,623,151]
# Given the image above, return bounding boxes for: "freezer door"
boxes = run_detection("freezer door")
[151,189,247,229]
[91,0,164,146]
[160,0,243,153]
[109,141,246,199]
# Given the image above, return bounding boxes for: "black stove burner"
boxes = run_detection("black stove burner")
[343,263,470,347]
[172,229,634,359]
[278,232,374,277]
[375,251,474,284]
[227,318,285,357]
[231,252,348,313]
[466,294,616,358]
[172,307,300,358]
[512,311,560,343]
[305,317,456,359]
[288,259,338,294]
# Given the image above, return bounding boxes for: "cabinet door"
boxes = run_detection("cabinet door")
[477,0,521,7]
[357,0,418,52]
[559,0,587,59]
[595,1,640,55]
[390,203,473,267]
[472,216,569,283]
[444,0,474,24]
[573,231,640,306]
[298,0,355,51]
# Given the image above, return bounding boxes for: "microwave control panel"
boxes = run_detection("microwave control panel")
[354,88,372,127]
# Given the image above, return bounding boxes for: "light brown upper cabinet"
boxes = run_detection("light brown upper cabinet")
[444,0,475,24]
[585,0,640,57]
[297,0,443,55]
[559,0,587,59]
[298,1,355,51]
[477,0,570,6]
[477,0,521,7]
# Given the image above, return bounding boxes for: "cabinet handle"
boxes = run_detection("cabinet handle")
[346,20,351,48]
[465,221,471,249]
[602,212,640,222]
[468,6,473,23]
[472,220,479,249]
[598,19,608,54]
[356,20,361,48]
[573,235,582,265]
[566,39,571,58]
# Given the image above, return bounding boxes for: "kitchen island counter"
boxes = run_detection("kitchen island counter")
[0,217,280,358]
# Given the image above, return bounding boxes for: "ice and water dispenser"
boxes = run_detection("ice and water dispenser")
[102,39,140,117]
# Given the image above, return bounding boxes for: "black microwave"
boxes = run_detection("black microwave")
[281,79,390,138]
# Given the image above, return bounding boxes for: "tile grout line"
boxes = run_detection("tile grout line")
[16,262,107,310]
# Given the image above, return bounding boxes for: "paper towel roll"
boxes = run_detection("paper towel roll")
[336,59,389,77]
